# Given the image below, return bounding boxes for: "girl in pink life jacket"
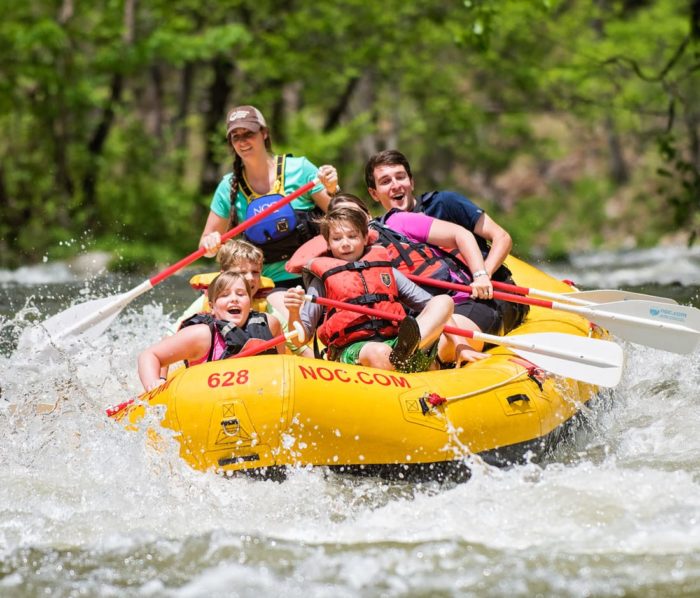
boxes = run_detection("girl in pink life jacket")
[284,206,460,372]
[137,272,283,392]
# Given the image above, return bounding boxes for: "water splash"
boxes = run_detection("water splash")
[1,258,699,596]
[542,245,700,288]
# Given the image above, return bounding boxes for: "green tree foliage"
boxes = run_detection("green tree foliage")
[0,0,697,270]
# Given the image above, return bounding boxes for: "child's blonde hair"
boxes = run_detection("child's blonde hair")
[216,240,264,271]
[207,272,252,306]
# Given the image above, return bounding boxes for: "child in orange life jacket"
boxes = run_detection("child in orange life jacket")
[283,207,456,372]
[286,197,491,367]
[139,272,283,392]
[329,193,495,360]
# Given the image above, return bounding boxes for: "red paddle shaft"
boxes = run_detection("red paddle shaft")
[149,179,317,286]
[310,295,479,339]
[405,274,554,309]
[232,331,300,359]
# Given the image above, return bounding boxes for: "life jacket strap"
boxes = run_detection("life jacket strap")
[346,293,393,305]
[238,154,288,201]
[320,259,395,283]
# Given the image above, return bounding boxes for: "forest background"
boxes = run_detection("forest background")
[1,0,698,271]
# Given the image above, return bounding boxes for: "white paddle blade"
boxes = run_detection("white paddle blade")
[16,294,126,358]
[587,300,700,354]
[566,289,678,305]
[33,280,154,346]
[40,294,126,342]
[500,332,624,388]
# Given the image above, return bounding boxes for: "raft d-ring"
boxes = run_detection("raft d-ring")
[588,322,605,338]
[221,418,240,437]
[419,392,447,415]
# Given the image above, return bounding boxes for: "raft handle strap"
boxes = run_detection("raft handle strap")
[419,368,532,414]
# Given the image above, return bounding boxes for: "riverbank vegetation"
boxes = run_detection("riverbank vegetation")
[1,0,698,270]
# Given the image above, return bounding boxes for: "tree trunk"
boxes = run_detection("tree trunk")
[82,73,123,219]
[270,86,287,145]
[53,0,76,225]
[199,56,234,196]
[81,0,135,220]
[175,62,195,165]
[58,0,74,24]
[52,105,75,227]
[593,1,629,184]
[605,116,629,184]
[323,77,359,132]
[691,0,700,170]
[0,164,8,262]
[149,64,164,140]
[356,71,379,158]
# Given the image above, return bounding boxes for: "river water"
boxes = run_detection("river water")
[1,246,699,597]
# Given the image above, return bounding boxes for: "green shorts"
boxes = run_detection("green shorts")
[337,337,397,365]
[337,338,439,373]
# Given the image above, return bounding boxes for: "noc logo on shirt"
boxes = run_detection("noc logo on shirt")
[253,201,276,215]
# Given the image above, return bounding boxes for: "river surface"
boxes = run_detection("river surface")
[1,246,699,597]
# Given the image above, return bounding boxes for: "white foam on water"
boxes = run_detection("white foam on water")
[0,263,77,285]
[540,245,700,288]
[1,262,699,596]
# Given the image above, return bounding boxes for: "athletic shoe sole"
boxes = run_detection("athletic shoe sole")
[389,316,421,369]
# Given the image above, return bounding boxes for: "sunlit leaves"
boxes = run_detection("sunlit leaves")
[1,0,698,267]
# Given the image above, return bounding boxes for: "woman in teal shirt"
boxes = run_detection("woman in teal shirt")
[199,105,339,288]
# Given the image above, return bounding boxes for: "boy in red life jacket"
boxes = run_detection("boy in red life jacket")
[284,207,465,372]
[285,196,492,365]
[138,272,283,392]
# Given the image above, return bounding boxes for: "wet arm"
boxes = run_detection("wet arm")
[473,213,512,277]
[310,189,332,212]
[137,326,210,391]
[425,218,487,276]
[311,164,341,212]
[267,315,286,354]
[283,282,323,348]
[199,211,229,257]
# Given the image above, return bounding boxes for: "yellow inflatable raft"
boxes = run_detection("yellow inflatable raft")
[112,257,609,481]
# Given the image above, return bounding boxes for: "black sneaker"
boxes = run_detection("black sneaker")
[389,316,421,370]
